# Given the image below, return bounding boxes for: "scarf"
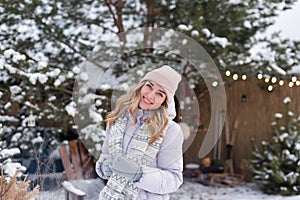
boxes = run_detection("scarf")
[99,112,163,200]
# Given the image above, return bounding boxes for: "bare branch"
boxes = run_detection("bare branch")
[104,0,126,42]
[48,86,73,95]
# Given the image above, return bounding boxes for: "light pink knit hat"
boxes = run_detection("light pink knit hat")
[140,65,181,102]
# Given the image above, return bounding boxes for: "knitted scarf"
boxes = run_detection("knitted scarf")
[99,112,163,200]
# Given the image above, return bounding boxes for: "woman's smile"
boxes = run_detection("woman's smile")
[142,96,153,105]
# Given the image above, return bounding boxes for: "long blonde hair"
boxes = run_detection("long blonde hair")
[106,81,170,144]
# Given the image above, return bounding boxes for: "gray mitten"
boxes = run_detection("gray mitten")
[101,159,113,179]
[111,155,142,182]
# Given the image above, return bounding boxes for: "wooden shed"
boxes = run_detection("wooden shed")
[183,75,300,179]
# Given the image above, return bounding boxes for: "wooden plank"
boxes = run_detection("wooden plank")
[69,140,83,179]
[78,140,94,179]
[59,145,75,180]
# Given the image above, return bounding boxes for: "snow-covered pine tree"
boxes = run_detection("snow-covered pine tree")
[249,97,300,196]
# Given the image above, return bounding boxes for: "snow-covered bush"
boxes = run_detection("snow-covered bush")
[249,97,300,196]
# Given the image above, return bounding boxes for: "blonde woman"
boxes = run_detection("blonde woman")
[96,65,183,200]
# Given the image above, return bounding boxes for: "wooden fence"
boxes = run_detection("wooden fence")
[183,77,300,178]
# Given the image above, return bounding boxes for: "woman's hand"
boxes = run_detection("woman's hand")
[112,155,142,182]
[101,159,113,178]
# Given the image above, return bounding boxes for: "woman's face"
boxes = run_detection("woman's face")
[139,81,167,110]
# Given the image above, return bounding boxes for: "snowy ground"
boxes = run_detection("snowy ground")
[36,178,300,200]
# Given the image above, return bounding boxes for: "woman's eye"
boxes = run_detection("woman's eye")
[146,83,152,88]
[158,93,164,98]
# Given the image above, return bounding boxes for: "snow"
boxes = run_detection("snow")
[288,111,294,116]
[79,72,89,81]
[191,30,199,37]
[0,147,27,178]
[10,132,21,142]
[62,181,86,196]
[31,135,44,144]
[53,79,61,87]
[48,96,56,101]
[10,85,22,94]
[89,106,103,123]
[244,20,252,29]
[80,124,105,143]
[178,24,189,31]
[37,61,48,70]
[36,178,300,200]
[37,73,48,84]
[228,0,244,5]
[284,97,292,104]
[65,101,77,117]
[0,147,20,157]
[208,37,229,48]
[201,28,211,37]
[279,133,289,141]
[46,68,61,78]
[270,64,287,75]
[4,102,11,110]
[72,66,80,74]
[3,162,26,177]
[0,115,18,122]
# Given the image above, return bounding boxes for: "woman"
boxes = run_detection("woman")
[96,65,183,200]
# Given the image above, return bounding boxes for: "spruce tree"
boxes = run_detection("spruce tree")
[249,97,300,196]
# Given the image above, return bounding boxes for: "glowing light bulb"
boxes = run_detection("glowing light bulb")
[233,73,238,80]
[225,70,231,76]
[264,77,270,83]
[257,73,263,79]
[279,79,284,86]
[267,85,273,92]
[289,82,294,87]
[271,77,277,83]
[241,74,247,80]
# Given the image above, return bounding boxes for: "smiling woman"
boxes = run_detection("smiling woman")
[95,65,184,200]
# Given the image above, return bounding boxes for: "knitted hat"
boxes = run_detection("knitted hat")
[140,65,181,102]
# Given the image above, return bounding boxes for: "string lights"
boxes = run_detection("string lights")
[224,70,300,92]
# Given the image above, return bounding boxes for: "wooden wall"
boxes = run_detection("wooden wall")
[183,77,300,177]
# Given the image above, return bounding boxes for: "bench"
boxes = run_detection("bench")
[59,140,97,200]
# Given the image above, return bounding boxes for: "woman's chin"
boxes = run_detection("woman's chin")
[139,103,151,110]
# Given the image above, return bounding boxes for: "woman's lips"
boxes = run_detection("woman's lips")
[143,96,153,105]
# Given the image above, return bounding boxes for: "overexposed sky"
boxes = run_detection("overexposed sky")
[267,1,300,40]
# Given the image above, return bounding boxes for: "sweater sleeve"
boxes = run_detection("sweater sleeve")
[134,122,184,194]
[95,126,110,179]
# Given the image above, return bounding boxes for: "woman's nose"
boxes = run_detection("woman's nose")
[146,91,156,99]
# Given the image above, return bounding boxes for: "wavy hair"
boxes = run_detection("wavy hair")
[105,81,170,144]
